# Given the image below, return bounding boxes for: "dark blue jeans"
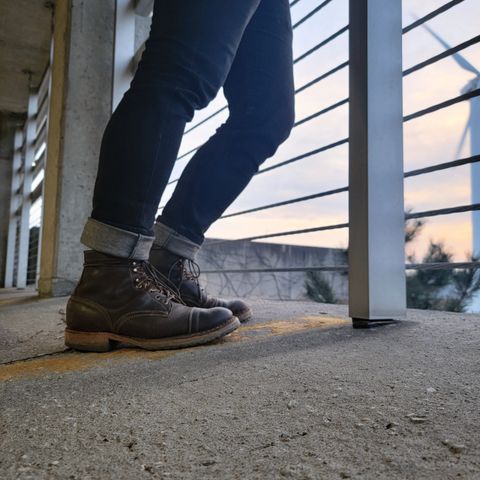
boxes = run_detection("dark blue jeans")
[91,0,295,246]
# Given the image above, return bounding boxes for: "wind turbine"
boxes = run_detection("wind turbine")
[420,22,480,256]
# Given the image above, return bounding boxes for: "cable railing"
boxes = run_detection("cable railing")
[165,2,480,190]
[156,0,480,279]
[4,0,476,309]
[4,65,51,288]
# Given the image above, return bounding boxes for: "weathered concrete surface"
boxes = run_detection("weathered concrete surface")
[0,296,479,479]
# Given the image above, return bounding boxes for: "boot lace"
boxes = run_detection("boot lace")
[170,258,205,297]
[132,261,185,305]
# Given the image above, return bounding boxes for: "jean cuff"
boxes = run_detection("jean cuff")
[81,217,154,260]
[153,221,201,260]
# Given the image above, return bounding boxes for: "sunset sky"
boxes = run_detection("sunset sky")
[159,0,480,263]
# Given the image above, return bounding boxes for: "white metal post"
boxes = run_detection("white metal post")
[34,67,53,286]
[468,79,480,256]
[4,129,24,288]
[16,91,38,289]
[348,0,406,324]
[112,0,136,111]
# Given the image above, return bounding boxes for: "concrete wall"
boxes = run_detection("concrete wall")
[198,240,348,302]
[39,0,116,296]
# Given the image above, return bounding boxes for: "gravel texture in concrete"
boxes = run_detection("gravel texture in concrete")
[0,296,479,479]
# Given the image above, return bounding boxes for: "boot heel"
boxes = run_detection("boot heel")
[65,329,114,352]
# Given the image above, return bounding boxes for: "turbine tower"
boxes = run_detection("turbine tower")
[421,23,480,255]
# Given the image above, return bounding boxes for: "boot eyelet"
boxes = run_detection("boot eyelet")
[132,261,137,266]
[133,268,138,272]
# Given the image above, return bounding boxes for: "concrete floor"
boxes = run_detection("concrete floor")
[0,294,479,479]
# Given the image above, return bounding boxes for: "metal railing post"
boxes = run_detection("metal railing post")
[348,0,406,325]
[112,0,136,111]
[16,91,38,289]
[4,129,24,288]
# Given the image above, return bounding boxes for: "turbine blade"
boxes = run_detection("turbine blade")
[421,21,479,75]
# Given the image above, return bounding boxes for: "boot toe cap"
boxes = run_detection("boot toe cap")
[193,306,234,332]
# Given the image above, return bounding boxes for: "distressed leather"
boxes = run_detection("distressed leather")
[66,250,233,338]
[149,246,252,318]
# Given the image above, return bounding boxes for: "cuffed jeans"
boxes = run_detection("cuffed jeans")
[82,0,295,260]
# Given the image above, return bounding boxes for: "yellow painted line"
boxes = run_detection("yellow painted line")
[0,315,347,382]
[224,315,348,342]
[0,294,40,307]
[0,349,176,382]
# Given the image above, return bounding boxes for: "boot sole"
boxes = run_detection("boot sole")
[65,316,240,352]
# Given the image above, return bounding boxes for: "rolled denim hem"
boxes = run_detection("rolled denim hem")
[153,221,201,260]
[81,217,154,260]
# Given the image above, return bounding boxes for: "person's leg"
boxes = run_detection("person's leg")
[151,0,295,321]
[81,0,263,260]
[156,0,294,250]
[66,0,265,351]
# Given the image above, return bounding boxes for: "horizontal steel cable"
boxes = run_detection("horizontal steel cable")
[404,88,480,122]
[292,0,334,30]
[402,0,465,34]
[202,265,348,274]
[201,262,480,275]
[294,97,348,127]
[404,34,480,77]
[405,203,480,220]
[404,154,480,178]
[165,2,474,203]
[162,138,348,203]
[295,60,349,94]
[207,222,349,246]
[175,61,477,181]
[258,137,349,175]
[207,202,480,247]
[167,135,349,189]
[407,261,480,271]
[217,154,480,220]
[182,60,349,141]
[182,96,348,163]
[221,186,349,219]
[294,25,349,64]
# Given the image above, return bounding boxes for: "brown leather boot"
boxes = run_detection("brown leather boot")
[65,250,240,351]
[149,245,253,322]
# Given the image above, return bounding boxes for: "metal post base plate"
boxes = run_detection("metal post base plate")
[352,318,400,329]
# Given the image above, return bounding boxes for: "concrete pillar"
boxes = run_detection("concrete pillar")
[0,114,18,288]
[38,0,116,296]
